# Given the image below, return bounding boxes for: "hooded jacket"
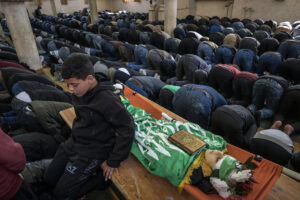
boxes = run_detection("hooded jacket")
[29,101,73,142]
[0,129,26,200]
[65,74,135,167]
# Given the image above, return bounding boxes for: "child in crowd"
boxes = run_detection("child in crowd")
[44,53,135,199]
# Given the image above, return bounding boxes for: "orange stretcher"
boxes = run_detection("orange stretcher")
[123,86,286,200]
[60,85,299,200]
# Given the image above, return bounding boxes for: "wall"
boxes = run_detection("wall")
[231,0,300,22]
[25,0,86,16]
[195,0,300,23]
[24,0,112,16]
[98,0,194,19]
[16,0,300,23]
[106,0,150,13]
[195,0,231,19]
[97,0,113,11]
[177,0,189,19]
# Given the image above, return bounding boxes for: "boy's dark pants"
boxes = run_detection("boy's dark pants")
[44,144,107,200]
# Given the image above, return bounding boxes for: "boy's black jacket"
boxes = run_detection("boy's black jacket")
[65,73,135,168]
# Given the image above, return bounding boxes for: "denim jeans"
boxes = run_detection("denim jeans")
[176,54,211,82]
[197,43,215,64]
[257,52,282,76]
[1,19,9,32]
[127,45,148,70]
[164,38,180,58]
[11,82,24,96]
[214,45,235,64]
[233,49,258,72]
[278,40,300,60]
[139,32,150,44]
[117,20,129,29]
[231,21,244,31]
[293,28,300,37]
[100,40,120,61]
[125,79,149,98]
[172,84,213,129]
[58,47,71,61]
[129,76,166,101]
[89,48,102,57]
[47,41,58,51]
[248,78,284,119]
[146,49,173,71]
[173,27,186,40]
[0,110,18,124]
[173,84,226,128]
[90,34,104,50]
[50,25,56,34]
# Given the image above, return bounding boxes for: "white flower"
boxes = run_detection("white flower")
[229,169,252,183]
[210,177,232,199]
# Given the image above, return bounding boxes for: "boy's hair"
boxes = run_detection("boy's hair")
[61,53,94,80]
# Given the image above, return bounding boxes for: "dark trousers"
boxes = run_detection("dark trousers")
[172,85,212,129]
[13,132,59,162]
[274,90,300,133]
[210,105,257,149]
[208,67,234,99]
[229,77,253,107]
[44,145,107,200]
[158,88,175,111]
[250,138,292,166]
[248,78,284,119]
[11,181,38,200]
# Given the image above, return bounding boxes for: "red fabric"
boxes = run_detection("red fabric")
[184,144,282,200]
[0,129,26,200]
[0,61,29,71]
[236,72,258,83]
[215,64,240,77]
[124,86,282,200]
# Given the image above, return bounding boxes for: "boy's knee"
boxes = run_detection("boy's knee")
[44,170,55,186]
[53,184,68,200]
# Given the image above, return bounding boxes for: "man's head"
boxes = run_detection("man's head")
[62,53,97,97]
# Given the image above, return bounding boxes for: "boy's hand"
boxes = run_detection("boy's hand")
[103,165,119,181]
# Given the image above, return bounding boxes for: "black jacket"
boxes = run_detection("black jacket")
[66,74,135,167]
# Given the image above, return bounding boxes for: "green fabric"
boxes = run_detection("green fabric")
[121,97,227,186]
[219,156,238,181]
[162,85,181,94]
[30,101,73,141]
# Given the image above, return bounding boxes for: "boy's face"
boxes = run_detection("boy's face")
[65,75,95,97]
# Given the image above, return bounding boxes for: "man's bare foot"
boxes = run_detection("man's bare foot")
[271,120,282,129]
[284,124,294,136]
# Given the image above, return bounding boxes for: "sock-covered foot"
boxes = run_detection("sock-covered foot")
[271,120,282,129]
[284,124,294,136]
